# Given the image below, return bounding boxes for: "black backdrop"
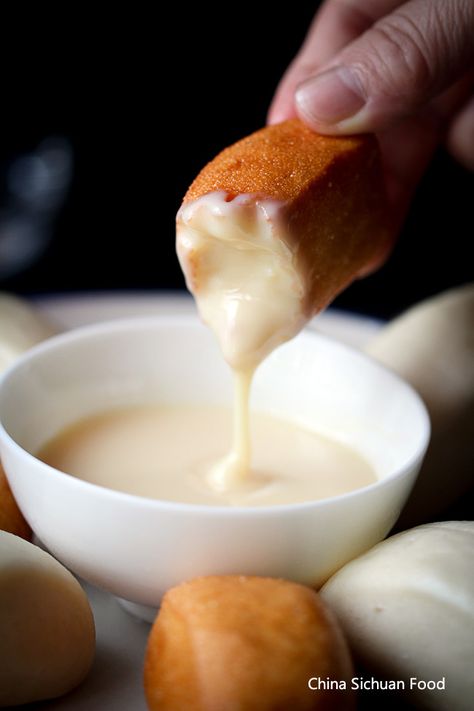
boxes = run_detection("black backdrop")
[0,4,472,319]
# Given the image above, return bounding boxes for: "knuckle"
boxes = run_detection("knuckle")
[296,59,321,77]
[353,10,441,104]
[332,0,375,35]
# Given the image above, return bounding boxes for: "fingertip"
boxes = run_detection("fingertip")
[266,108,286,126]
[295,68,369,135]
[266,101,298,127]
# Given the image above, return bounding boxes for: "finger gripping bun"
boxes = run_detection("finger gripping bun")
[144,575,354,711]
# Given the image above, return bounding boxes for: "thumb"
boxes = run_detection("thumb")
[295,0,474,134]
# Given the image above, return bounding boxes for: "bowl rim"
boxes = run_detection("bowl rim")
[0,314,431,516]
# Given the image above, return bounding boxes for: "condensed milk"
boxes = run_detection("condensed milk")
[38,405,375,506]
[178,192,320,493]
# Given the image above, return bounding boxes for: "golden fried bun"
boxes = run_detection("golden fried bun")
[144,575,354,711]
[177,120,390,369]
[0,462,31,541]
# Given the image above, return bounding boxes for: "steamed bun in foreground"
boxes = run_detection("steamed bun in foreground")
[321,521,474,710]
[0,531,95,706]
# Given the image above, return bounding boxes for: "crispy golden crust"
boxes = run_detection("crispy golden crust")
[0,462,31,541]
[183,119,392,314]
[185,120,372,203]
[144,575,354,711]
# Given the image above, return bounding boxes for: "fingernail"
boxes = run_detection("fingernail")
[295,67,365,126]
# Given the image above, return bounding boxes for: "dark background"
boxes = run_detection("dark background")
[0,4,472,319]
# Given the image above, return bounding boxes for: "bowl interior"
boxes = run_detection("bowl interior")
[0,315,429,484]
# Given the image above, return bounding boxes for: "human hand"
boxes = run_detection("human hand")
[269,0,474,227]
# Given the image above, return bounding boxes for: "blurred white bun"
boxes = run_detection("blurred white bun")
[366,284,474,526]
[0,292,54,374]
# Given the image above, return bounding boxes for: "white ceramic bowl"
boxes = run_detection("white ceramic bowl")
[0,316,429,614]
